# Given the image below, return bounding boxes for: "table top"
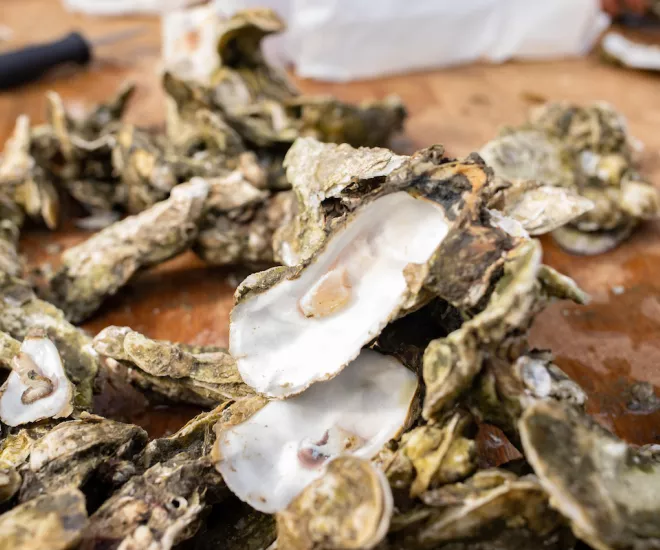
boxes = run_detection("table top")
[2,0,659,454]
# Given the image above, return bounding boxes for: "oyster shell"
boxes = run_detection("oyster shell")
[274,137,407,266]
[520,400,660,550]
[0,273,99,409]
[93,326,252,407]
[422,240,588,420]
[483,102,660,254]
[389,469,571,550]
[47,178,209,323]
[231,189,447,397]
[0,488,88,550]
[0,425,50,504]
[0,194,24,278]
[0,330,74,426]
[0,115,58,230]
[83,407,228,550]
[19,413,147,502]
[213,349,417,513]
[276,456,393,550]
[384,411,476,498]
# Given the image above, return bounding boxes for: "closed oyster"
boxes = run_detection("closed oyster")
[0,330,74,426]
[0,425,50,504]
[520,400,660,550]
[0,488,88,550]
[384,411,476,498]
[483,102,660,254]
[422,240,588,420]
[0,330,20,370]
[0,194,24,278]
[276,456,393,550]
[389,469,572,550]
[213,349,417,513]
[19,414,147,502]
[93,326,252,407]
[47,179,209,323]
[0,273,99,409]
[83,406,229,550]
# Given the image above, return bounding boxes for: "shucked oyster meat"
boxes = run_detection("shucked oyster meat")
[481,102,660,254]
[213,349,417,513]
[93,326,252,407]
[520,400,660,550]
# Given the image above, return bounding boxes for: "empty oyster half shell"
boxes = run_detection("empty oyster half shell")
[213,349,417,513]
[520,400,660,550]
[230,190,448,398]
[0,331,73,426]
[276,456,393,550]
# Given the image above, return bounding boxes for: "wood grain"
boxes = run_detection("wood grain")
[1,1,659,452]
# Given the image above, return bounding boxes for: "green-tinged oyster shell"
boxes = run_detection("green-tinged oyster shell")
[0,273,99,409]
[93,326,252,407]
[276,456,392,550]
[520,400,660,550]
[0,488,88,550]
[46,179,209,323]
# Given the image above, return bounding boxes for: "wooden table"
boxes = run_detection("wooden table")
[2,0,659,449]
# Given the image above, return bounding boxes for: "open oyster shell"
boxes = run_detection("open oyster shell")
[0,330,74,427]
[93,326,252,407]
[389,469,572,550]
[276,456,393,550]
[46,178,209,323]
[213,349,417,513]
[520,400,660,550]
[0,488,88,550]
[0,273,99,409]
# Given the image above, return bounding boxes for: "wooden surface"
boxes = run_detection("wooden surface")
[2,0,660,450]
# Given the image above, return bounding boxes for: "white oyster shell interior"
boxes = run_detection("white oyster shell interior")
[0,335,73,427]
[214,348,417,513]
[230,191,448,397]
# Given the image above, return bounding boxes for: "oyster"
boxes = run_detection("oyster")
[276,456,393,550]
[468,350,587,437]
[0,330,20,370]
[19,414,147,502]
[93,326,252,407]
[389,469,572,550]
[520,400,660,550]
[0,425,50,504]
[422,240,588,420]
[0,273,99,409]
[47,178,209,323]
[82,406,229,550]
[0,330,74,427]
[384,411,477,498]
[274,137,408,266]
[213,349,417,513]
[482,102,660,254]
[0,194,24,278]
[0,488,88,550]
[0,115,58,230]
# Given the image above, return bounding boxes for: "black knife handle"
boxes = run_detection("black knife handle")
[0,32,92,91]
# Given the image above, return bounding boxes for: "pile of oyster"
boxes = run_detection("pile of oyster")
[0,7,658,550]
[481,102,660,255]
